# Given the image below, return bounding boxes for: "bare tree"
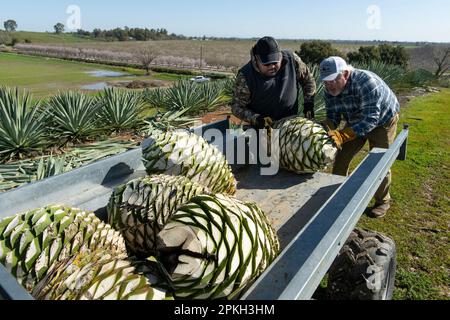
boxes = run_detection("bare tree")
[136,46,158,75]
[433,46,450,78]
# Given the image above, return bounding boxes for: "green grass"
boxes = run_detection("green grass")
[152,73,192,81]
[353,89,450,300]
[1,31,96,44]
[0,53,171,98]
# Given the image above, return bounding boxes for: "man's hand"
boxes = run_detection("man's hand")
[322,119,336,131]
[303,101,315,119]
[255,115,273,129]
[328,127,357,149]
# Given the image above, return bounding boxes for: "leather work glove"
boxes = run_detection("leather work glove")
[255,115,273,129]
[303,101,315,119]
[328,127,357,150]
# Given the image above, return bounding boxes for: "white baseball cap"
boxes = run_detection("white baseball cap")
[319,56,349,81]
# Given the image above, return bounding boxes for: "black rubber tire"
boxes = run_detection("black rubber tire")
[326,228,397,300]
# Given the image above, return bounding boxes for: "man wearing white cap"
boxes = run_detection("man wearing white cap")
[319,56,400,218]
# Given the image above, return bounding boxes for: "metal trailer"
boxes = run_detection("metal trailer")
[0,119,409,300]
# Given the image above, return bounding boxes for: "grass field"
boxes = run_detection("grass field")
[355,89,450,300]
[0,30,95,43]
[0,53,186,98]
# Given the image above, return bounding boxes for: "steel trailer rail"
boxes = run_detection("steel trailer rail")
[242,125,409,300]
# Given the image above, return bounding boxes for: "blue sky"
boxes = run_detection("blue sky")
[1,0,449,42]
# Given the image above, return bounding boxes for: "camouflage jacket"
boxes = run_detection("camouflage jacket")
[231,51,316,125]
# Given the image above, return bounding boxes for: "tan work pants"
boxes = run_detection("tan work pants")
[332,114,399,205]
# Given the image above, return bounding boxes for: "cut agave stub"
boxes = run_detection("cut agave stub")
[272,117,337,173]
[32,249,170,301]
[142,129,237,195]
[0,205,126,292]
[156,194,280,300]
[107,174,210,257]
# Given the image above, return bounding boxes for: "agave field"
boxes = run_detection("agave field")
[0,58,411,193]
[0,78,234,193]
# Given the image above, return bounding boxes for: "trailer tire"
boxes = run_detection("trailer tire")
[326,228,396,300]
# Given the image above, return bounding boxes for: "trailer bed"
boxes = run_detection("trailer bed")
[0,119,409,300]
[234,166,344,248]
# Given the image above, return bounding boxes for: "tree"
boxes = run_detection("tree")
[93,28,102,38]
[379,44,409,68]
[347,44,408,68]
[54,23,65,34]
[112,28,128,41]
[136,46,159,75]
[348,46,380,64]
[296,40,345,65]
[4,20,17,32]
[0,31,12,45]
[432,46,450,78]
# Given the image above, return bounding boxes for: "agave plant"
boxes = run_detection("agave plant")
[0,205,169,300]
[273,117,337,173]
[297,65,326,121]
[198,81,229,113]
[0,205,127,291]
[143,109,199,133]
[354,61,406,86]
[142,128,237,195]
[32,249,169,300]
[0,160,36,192]
[97,88,145,131]
[143,88,169,111]
[221,76,236,97]
[107,174,210,256]
[0,87,49,159]
[165,80,203,114]
[0,140,138,193]
[35,154,79,181]
[156,194,280,299]
[45,91,101,143]
[0,155,75,192]
[69,139,138,164]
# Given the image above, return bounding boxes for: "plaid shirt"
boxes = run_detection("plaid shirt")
[324,69,400,137]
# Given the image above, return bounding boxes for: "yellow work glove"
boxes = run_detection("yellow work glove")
[328,127,357,149]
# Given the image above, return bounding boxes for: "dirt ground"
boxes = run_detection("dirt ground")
[396,86,441,107]
[199,106,246,125]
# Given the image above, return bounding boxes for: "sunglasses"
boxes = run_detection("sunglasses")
[257,53,281,67]
[262,61,279,67]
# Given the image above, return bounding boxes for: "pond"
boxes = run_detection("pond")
[85,70,131,78]
[80,82,110,90]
